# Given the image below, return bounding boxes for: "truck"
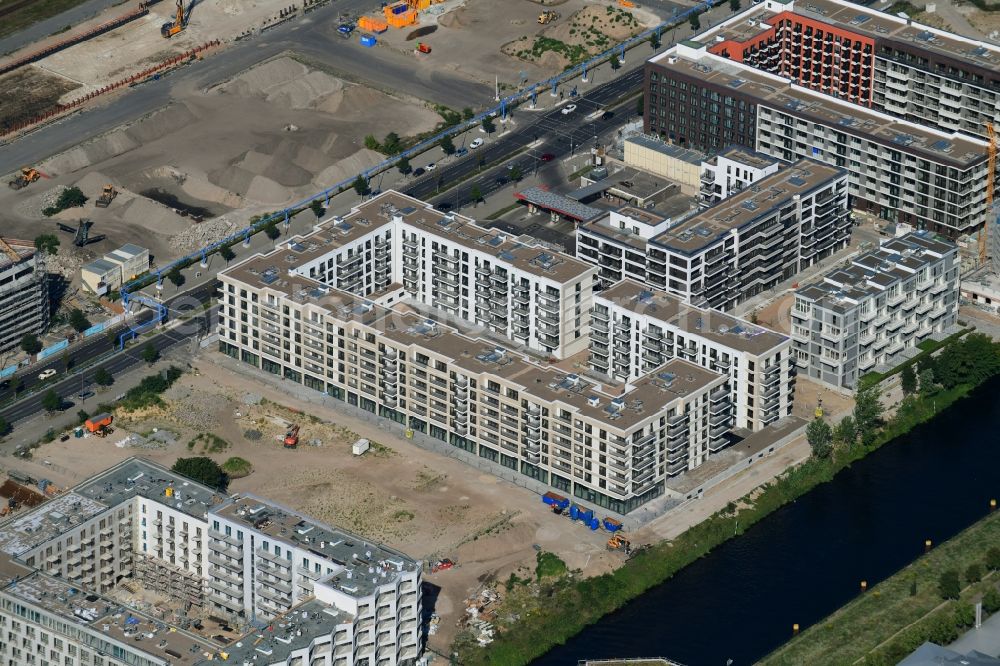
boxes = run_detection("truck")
[84,413,114,437]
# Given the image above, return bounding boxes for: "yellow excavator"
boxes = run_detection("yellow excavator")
[538,10,559,24]
[161,0,195,38]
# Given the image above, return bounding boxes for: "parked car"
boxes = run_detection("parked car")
[560,103,578,115]
[77,390,94,401]
[469,138,484,149]
[454,147,468,157]
[337,24,354,36]
[38,369,57,380]
[540,153,555,162]
[437,202,453,211]
[425,163,436,171]
[601,110,615,120]
[495,176,509,186]
[412,167,426,177]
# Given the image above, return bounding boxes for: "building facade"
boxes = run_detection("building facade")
[0,238,49,354]
[791,231,959,388]
[591,279,794,431]
[0,458,423,666]
[219,242,734,514]
[699,146,781,208]
[577,158,851,310]
[284,191,595,360]
[643,0,992,236]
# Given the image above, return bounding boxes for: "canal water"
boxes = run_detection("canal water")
[532,376,1000,666]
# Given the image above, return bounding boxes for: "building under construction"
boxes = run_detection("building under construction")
[0,237,49,354]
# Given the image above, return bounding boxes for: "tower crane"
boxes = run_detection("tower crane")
[979,122,996,268]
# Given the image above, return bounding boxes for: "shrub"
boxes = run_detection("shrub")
[221,456,253,479]
[171,457,227,490]
[966,563,982,583]
[939,570,961,600]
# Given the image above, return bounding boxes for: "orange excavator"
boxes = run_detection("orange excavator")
[161,0,195,38]
[283,425,300,449]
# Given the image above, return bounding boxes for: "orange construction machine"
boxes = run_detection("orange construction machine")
[161,0,190,38]
[8,167,40,190]
[283,425,300,449]
[84,413,114,437]
[416,42,431,54]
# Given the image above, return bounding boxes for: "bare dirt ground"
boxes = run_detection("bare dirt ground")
[0,66,80,128]
[8,357,618,651]
[755,292,793,334]
[0,55,441,267]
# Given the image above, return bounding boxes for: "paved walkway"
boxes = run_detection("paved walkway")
[949,602,1000,657]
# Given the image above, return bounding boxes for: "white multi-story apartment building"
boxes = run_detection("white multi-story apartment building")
[284,191,595,359]
[577,158,851,310]
[792,232,960,388]
[219,249,733,513]
[698,146,780,208]
[591,279,793,431]
[0,457,422,666]
[644,0,994,236]
[0,237,49,354]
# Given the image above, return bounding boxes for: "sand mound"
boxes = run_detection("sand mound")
[314,148,384,187]
[438,7,473,29]
[74,170,116,194]
[223,57,344,109]
[120,197,190,235]
[43,131,140,175]
[124,104,199,144]
[245,175,294,205]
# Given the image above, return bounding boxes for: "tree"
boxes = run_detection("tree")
[462,107,475,121]
[219,246,236,265]
[171,456,227,490]
[730,0,741,11]
[689,14,700,31]
[636,92,644,118]
[509,165,523,183]
[352,175,370,197]
[834,414,857,446]
[263,221,280,240]
[440,135,456,155]
[650,34,661,50]
[142,344,159,365]
[397,156,412,176]
[55,186,87,209]
[984,586,1000,614]
[68,308,91,333]
[0,416,8,437]
[94,366,113,387]
[481,116,495,135]
[609,55,621,70]
[41,389,62,413]
[938,569,961,600]
[166,268,185,289]
[309,199,325,219]
[806,417,833,458]
[20,334,42,355]
[853,383,884,446]
[77,409,89,424]
[363,134,380,151]
[966,563,982,583]
[34,234,59,255]
[470,185,483,207]
[900,364,917,395]
[382,132,402,155]
[987,547,1000,571]
[918,367,937,395]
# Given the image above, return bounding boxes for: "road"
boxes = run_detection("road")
[403,68,644,207]
[0,280,218,425]
[0,0,493,175]
[0,0,124,56]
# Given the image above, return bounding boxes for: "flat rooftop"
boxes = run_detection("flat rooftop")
[600,279,790,356]
[212,495,419,599]
[652,158,845,254]
[594,167,676,201]
[625,133,707,165]
[797,231,956,311]
[0,458,223,557]
[515,186,606,224]
[4,572,215,665]
[0,237,35,271]
[649,48,988,167]
[714,145,779,171]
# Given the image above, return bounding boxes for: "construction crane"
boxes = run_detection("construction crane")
[979,122,996,268]
[0,238,21,263]
[161,0,196,38]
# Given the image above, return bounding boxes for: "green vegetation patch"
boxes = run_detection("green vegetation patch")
[118,366,183,411]
[221,456,253,479]
[535,551,568,580]
[187,433,229,453]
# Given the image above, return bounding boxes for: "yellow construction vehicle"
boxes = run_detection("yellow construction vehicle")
[607,534,631,554]
[8,167,40,190]
[538,10,559,24]
[95,184,117,208]
[161,0,188,38]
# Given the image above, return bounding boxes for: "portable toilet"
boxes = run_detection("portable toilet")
[569,504,579,520]
[360,35,377,47]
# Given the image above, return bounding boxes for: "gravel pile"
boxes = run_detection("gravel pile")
[169,214,238,253]
[170,393,233,430]
[44,249,94,280]
[244,429,262,441]
[242,393,261,405]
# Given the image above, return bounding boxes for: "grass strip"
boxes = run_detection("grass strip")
[0,0,90,40]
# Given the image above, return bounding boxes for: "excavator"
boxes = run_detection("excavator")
[607,534,632,555]
[95,184,117,208]
[161,0,197,38]
[283,425,300,449]
[8,167,40,190]
[538,10,559,24]
[56,219,106,247]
